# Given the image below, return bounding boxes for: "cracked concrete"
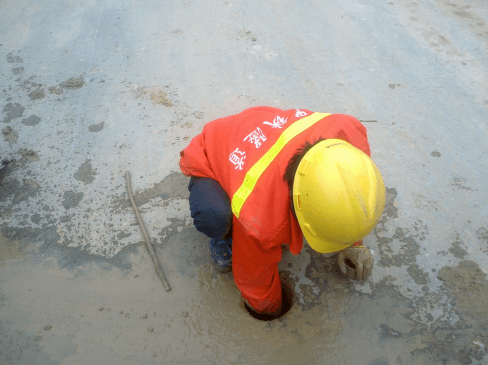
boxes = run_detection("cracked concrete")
[1,0,488,364]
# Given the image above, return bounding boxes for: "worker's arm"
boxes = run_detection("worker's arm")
[232,219,283,316]
[179,126,217,179]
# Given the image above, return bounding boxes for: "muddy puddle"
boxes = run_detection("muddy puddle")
[2,224,487,365]
[1,171,487,364]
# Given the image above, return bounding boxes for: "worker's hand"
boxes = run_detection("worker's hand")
[337,245,374,281]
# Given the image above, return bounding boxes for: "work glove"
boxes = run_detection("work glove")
[337,245,374,281]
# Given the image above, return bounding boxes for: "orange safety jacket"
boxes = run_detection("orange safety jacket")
[179,107,371,313]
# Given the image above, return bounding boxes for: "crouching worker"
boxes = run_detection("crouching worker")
[179,107,385,320]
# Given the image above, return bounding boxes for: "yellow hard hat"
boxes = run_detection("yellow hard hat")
[293,139,385,254]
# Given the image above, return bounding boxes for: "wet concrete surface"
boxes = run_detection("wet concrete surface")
[1,0,488,364]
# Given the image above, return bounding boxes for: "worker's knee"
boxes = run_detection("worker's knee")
[188,177,232,239]
[192,205,232,238]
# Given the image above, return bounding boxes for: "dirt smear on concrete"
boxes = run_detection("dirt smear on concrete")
[0,232,24,266]
[438,261,488,346]
[448,233,468,259]
[88,122,104,132]
[29,88,45,100]
[22,115,41,126]
[11,67,24,75]
[6,53,23,63]
[402,260,488,365]
[74,159,97,184]
[1,103,25,123]
[1,218,488,364]
[133,86,174,107]
[62,191,84,210]
[60,77,85,90]
[439,261,488,322]
[112,172,189,212]
[19,149,39,162]
[0,228,353,364]
[2,126,18,144]
[48,86,63,95]
[0,177,40,205]
[150,90,174,106]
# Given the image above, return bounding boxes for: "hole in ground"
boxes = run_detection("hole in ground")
[244,281,293,321]
[345,258,356,269]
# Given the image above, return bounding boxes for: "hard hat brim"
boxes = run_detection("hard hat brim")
[300,220,352,254]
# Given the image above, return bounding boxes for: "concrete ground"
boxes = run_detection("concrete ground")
[1,0,488,364]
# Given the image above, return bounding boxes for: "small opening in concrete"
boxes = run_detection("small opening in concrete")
[345,258,356,270]
[243,282,293,321]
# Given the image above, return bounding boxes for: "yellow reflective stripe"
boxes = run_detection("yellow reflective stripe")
[231,112,331,218]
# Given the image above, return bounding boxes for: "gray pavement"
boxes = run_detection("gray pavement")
[1,0,488,364]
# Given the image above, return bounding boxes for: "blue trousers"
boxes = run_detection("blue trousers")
[188,177,233,240]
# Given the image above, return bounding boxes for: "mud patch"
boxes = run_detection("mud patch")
[431,150,441,157]
[0,177,40,205]
[6,53,23,63]
[23,179,39,189]
[150,90,173,106]
[29,87,45,100]
[1,103,25,123]
[438,261,488,322]
[11,67,24,74]
[134,87,174,107]
[390,227,423,266]
[62,191,84,209]
[3,126,18,144]
[0,232,25,265]
[22,115,41,126]
[60,77,85,90]
[112,172,189,212]
[379,323,402,339]
[376,225,425,269]
[477,228,488,253]
[296,248,354,310]
[31,213,41,224]
[0,328,59,364]
[237,29,258,42]
[383,187,399,219]
[407,263,429,285]
[19,149,39,162]
[48,86,63,95]
[451,177,476,191]
[0,161,9,181]
[158,217,187,242]
[433,260,488,363]
[448,234,468,259]
[116,231,132,240]
[74,159,97,184]
[88,122,104,132]
[1,223,487,364]
[1,223,138,271]
[434,0,488,43]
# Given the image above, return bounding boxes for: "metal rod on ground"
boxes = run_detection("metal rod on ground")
[125,171,171,291]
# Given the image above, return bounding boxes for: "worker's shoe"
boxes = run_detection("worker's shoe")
[209,237,232,272]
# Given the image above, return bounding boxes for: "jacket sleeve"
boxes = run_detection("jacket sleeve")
[179,126,217,179]
[346,115,371,157]
[232,218,282,314]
